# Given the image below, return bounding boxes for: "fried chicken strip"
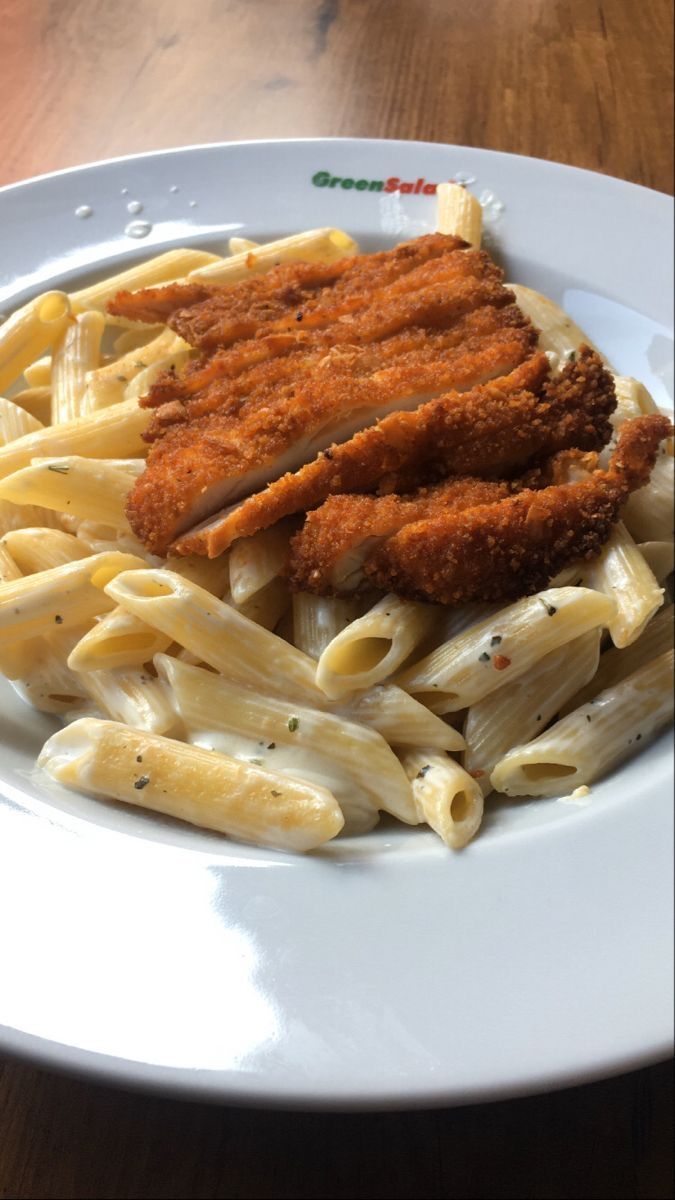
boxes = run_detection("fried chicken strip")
[129,313,535,555]
[108,234,468,343]
[356,415,673,605]
[284,448,601,594]
[178,347,614,557]
[287,478,515,593]
[143,305,532,440]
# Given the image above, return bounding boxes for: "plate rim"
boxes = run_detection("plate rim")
[1,135,673,204]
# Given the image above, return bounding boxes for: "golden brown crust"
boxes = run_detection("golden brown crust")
[181,347,614,558]
[286,479,514,593]
[108,233,468,337]
[359,415,673,604]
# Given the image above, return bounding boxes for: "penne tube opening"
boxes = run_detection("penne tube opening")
[316,596,434,699]
[400,749,484,849]
[329,229,357,251]
[38,293,70,324]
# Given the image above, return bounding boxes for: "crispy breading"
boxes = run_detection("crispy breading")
[143,305,533,440]
[108,233,467,341]
[287,478,514,593]
[115,234,537,555]
[130,331,536,557]
[358,415,673,604]
[181,347,614,557]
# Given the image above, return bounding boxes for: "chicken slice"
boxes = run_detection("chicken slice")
[179,348,614,558]
[287,478,515,593]
[107,233,468,342]
[128,317,535,556]
[357,415,673,604]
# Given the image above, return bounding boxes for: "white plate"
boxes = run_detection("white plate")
[0,140,672,1109]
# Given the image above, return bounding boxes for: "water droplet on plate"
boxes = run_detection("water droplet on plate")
[169,185,179,193]
[126,199,143,215]
[124,220,153,239]
[453,171,476,186]
[74,204,93,219]
[188,200,198,208]
[121,187,129,195]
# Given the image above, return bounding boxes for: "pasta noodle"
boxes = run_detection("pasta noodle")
[435,183,482,247]
[397,587,615,713]
[38,717,345,853]
[463,629,602,790]
[582,522,664,647]
[188,228,358,283]
[51,310,105,422]
[156,654,417,828]
[399,749,484,849]
[316,594,436,700]
[0,292,71,393]
[491,650,674,797]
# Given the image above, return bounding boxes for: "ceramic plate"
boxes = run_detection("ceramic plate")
[0,140,672,1109]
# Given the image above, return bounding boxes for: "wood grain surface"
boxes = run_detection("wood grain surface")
[0,1,673,1198]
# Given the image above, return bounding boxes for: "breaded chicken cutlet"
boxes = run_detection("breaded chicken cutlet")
[179,346,617,556]
[108,234,538,555]
[287,415,673,604]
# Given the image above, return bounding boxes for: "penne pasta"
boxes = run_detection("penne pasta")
[112,325,165,356]
[67,605,173,672]
[231,575,289,632]
[463,629,602,790]
[104,568,325,705]
[84,328,189,410]
[316,594,436,700]
[507,284,605,368]
[23,356,52,388]
[7,620,92,713]
[188,228,358,283]
[348,685,465,752]
[0,551,146,643]
[123,344,193,403]
[39,717,345,852]
[228,522,293,604]
[292,592,363,660]
[0,292,71,393]
[0,495,64,537]
[397,587,615,713]
[0,456,138,529]
[435,182,482,247]
[582,522,664,647]
[156,654,417,828]
[611,375,656,431]
[51,310,105,423]
[67,553,230,672]
[558,603,674,716]
[621,455,674,543]
[0,541,32,678]
[228,236,260,254]
[77,666,177,736]
[0,539,19,585]
[490,650,674,798]
[2,526,89,573]
[0,397,151,479]
[0,396,43,445]
[399,749,484,849]
[70,249,221,314]
[9,386,52,426]
[637,541,674,584]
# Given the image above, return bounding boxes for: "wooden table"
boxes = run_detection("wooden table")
[0,2,672,1196]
